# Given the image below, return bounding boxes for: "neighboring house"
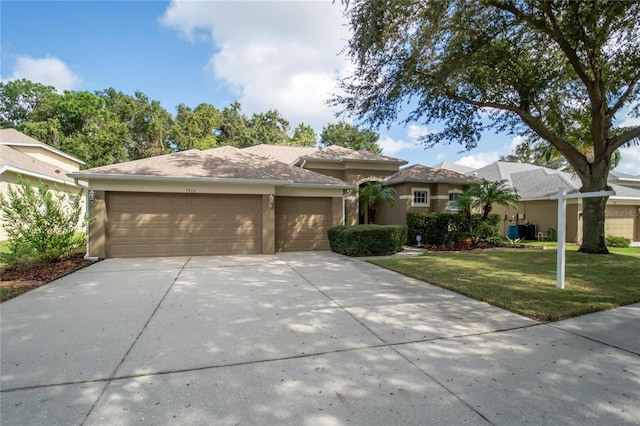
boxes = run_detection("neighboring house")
[0,129,86,241]
[70,143,480,258]
[609,171,640,190]
[441,161,640,243]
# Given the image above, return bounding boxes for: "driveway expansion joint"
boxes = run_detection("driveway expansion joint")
[78,256,192,426]
[545,322,640,356]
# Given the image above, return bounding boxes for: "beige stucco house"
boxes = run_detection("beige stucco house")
[0,128,86,241]
[67,143,479,258]
[462,161,640,243]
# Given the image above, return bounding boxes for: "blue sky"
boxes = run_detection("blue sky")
[2,1,638,173]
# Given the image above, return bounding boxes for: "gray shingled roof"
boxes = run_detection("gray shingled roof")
[473,161,640,200]
[0,145,76,184]
[243,144,407,166]
[242,144,318,165]
[430,161,475,174]
[0,128,85,164]
[509,168,580,199]
[70,146,352,187]
[383,164,480,186]
[297,145,407,165]
[610,170,640,180]
[610,183,640,199]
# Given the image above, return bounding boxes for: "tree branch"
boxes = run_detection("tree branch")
[608,70,640,119]
[609,126,640,152]
[446,91,589,170]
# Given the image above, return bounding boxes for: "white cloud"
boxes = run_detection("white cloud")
[160,1,351,130]
[378,135,418,156]
[6,55,80,92]
[456,152,500,169]
[507,135,525,153]
[407,124,431,142]
[620,114,640,128]
[615,145,640,176]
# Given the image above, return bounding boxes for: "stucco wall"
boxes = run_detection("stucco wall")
[12,146,81,172]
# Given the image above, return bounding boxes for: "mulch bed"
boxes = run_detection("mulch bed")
[418,243,544,253]
[1,253,93,288]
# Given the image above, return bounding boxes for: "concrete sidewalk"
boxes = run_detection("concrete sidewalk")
[1,252,638,425]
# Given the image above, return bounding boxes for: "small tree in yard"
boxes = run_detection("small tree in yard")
[0,176,85,264]
[468,180,520,220]
[359,181,396,224]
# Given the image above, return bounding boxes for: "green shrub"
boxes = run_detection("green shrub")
[470,213,501,229]
[473,220,500,242]
[606,235,631,248]
[0,176,85,264]
[328,225,407,256]
[407,212,467,245]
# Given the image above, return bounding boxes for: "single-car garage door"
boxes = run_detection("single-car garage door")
[275,197,331,252]
[106,192,261,257]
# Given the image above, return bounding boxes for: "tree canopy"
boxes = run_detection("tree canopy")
[320,121,382,153]
[0,79,383,169]
[334,0,640,253]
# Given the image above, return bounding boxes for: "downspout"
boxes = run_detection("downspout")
[342,192,347,225]
[73,178,99,261]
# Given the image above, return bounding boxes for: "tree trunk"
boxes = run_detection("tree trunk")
[577,157,610,254]
[580,196,609,254]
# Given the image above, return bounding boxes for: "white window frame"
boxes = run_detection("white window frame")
[411,187,430,207]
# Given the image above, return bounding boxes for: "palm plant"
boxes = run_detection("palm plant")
[359,181,396,224]
[450,190,474,230]
[468,179,520,220]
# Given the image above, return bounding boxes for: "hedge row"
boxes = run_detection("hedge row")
[328,225,408,256]
[406,212,501,245]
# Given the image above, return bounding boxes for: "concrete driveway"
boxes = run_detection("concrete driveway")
[1,252,638,425]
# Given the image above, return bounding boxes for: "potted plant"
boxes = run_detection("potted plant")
[458,232,473,249]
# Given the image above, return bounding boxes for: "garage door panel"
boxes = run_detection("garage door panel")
[106,193,261,257]
[275,197,331,252]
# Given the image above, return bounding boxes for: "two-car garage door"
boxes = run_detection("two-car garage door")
[105,193,334,257]
[106,193,262,257]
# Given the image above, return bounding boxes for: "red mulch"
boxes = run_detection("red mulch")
[1,253,93,287]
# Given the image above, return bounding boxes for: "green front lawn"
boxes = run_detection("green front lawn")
[370,246,640,321]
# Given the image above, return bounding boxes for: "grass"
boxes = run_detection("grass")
[370,245,640,321]
[0,240,9,268]
[0,285,38,302]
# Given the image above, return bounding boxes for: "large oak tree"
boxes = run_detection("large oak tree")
[333,0,640,253]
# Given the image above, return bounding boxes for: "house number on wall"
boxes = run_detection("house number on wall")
[186,188,196,193]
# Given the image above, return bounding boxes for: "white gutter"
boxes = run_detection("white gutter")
[285,182,356,190]
[68,173,290,186]
[67,172,356,190]
[1,165,76,186]
[609,196,640,201]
